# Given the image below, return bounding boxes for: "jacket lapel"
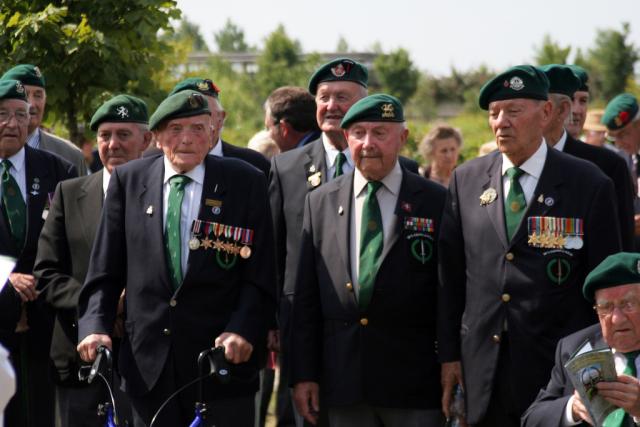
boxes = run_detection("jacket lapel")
[77,171,104,248]
[304,138,327,189]
[333,173,353,285]
[24,147,50,256]
[483,153,509,249]
[380,169,416,263]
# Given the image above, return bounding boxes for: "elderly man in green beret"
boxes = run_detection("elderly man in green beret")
[524,252,640,426]
[0,79,77,427]
[144,77,270,176]
[32,94,150,427]
[290,94,446,426]
[438,65,621,427]
[1,64,87,175]
[76,90,275,427]
[539,64,633,251]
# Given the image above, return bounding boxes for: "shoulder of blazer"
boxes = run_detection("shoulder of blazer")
[221,140,270,174]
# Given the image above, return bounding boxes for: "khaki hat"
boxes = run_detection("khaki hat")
[583,109,606,132]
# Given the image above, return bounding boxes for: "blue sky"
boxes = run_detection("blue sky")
[177,0,640,76]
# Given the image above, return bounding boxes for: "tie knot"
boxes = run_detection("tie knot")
[625,351,640,364]
[169,174,191,191]
[367,181,383,195]
[1,159,12,171]
[506,167,524,181]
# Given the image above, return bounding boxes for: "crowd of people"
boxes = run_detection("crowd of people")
[0,56,640,427]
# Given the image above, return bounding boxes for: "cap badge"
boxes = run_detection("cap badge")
[615,111,630,127]
[381,103,395,118]
[188,94,202,108]
[33,66,42,78]
[197,81,209,91]
[15,81,24,94]
[116,106,129,118]
[331,63,346,77]
[509,76,525,91]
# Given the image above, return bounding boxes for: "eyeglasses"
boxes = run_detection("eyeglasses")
[593,299,640,318]
[0,109,29,125]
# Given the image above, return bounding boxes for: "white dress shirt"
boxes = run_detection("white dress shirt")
[551,130,569,152]
[0,147,26,203]
[102,169,111,198]
[162,157,205,275]
[209,137,223,157]
[501,139,547,207]
[322,134,354,179]
[349,161,402,297]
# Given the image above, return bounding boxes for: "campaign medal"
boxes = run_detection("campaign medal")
[239,227,254,259]
[527,217,583,250]
[215,224,237,269]
[188,220,202,250]
[479,188,497,206]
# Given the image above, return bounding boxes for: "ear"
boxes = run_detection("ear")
[141,131,153,151]
[280,120,292,138]
[540,100,554,128]
[399,126,409,148]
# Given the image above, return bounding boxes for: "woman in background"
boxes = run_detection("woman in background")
[419,124,463,187]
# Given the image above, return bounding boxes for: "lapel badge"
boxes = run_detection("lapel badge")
[479,188,497,206]
[338,206,344,216]
[146,205,154,216]
[309,165,316,173]
[401,201,412,213]
[205,198,223,215]
[308,171,322,188]
[537,194,544,203]
[544,197,554,207]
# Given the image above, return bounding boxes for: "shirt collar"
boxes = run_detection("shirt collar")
[354,160,402,198]
[102,169,111,197]
[2,146,26,173]
[209,137,223,157]
[552,130,568,152]
[163,156,205,186]
[501,139,547,180]
[322,133,353,168]
[26,128,41,148]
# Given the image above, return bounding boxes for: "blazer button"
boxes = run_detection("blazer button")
[346,282,353,292]
[162,328,171,336]
[505,252,515,261]
[169,299,177,307]
[501,293,511,303]
[360,318,369,326]
[492,334,501,343]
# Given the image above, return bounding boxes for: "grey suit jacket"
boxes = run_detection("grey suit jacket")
[40,130,88,176]
[34,171,103,383]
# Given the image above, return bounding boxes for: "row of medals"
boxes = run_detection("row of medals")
[188,235,252,259]
[528,232,583,250]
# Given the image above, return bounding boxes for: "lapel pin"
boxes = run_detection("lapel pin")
[537,194,544,203]
[544,197,554,207]
[146,205,154,216]
[212,206,221,215]
[213,184,218,193]
[338,206,344,215]
[479,188,497,206]
[401,202,412,213]
[309,165,316,173]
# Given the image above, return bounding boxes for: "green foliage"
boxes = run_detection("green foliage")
[373,48,419,103]
[171,17,209,52]
[533,34,571,65]
[0,0,180,142]
[586,23,639,101]
[214,18,249,53]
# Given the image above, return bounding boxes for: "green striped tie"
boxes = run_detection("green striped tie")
[334,152,346,178]
[603,351,640,427]
[358,181,383,310]
[165,175,191,290]
[1,159,26,249]
[504,167,526,240]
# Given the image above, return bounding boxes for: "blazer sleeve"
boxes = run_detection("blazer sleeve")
[437,170,467,362]
[224,172,277,346]
[34,182,83,309]
[611,156,635,252]
[77,168,127,340]
[268,157,286,299]
[289,192,323,385]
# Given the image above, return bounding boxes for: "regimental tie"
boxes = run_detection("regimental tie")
[358,181,383,310]
[603,351,640,427]
[164,175,191,290]
[1,160,26,249]
[334,152,346,178]
[504,167,526,240]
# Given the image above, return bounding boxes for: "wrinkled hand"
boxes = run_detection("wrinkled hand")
[215,332,253,364]
[9,273,38,302]
[441,361,464,419]
[571,390,594,425]
[597,374,640,418]
[77,334,112,363]
[267,329,280,353]
[293,381,320,425]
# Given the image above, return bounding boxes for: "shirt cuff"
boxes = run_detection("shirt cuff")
[564,395,581,426]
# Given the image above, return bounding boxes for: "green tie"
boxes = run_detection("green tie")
[1,160,26,249]
[358,181,383,310]
[504,167,526,240]
[334,152,346,178]
[603,351,640,427]
[165,175,191,290]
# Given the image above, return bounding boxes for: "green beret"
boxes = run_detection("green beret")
[308,58,368,95]
[90,94,149,131]
[149,90,210,130]
[583,252,640,302]
[0,79,28,102]
[602,93,638,131]
[1,64,45,88]
[538,64,580,98]
[478,65,549,110]
[340,94,403,129]
[567,64,589,92]
[169,77,220,98]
